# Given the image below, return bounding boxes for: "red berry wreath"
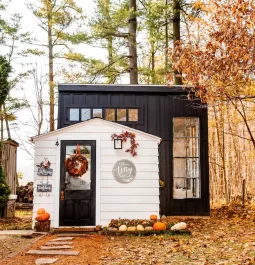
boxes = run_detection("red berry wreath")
[64,144,88,177]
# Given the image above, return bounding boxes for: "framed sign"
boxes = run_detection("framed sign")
[37,184,52,192]
[112,159,136,184]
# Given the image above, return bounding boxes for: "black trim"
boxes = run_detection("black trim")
[58,84,190,93]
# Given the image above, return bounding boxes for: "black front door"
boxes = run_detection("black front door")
[59,140,96,226]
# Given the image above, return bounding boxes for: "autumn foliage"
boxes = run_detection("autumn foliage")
[169,0,255,103]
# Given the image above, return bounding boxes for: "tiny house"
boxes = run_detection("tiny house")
[32,84,209,228]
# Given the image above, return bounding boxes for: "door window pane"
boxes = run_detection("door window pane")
[65,145,91,190]
[117,109,126,121]
[105,109,115,121]
[81,109,91,121]
[93,109,102,118]
[173,117,200,199]
[128,109,138,121]
[173,138,199,157]
[69,109,79,121]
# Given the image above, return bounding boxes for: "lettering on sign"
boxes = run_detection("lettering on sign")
[37,184,52,192]
[112,160,136,183]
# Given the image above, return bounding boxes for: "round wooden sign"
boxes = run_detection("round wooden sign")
[112,159,136,184]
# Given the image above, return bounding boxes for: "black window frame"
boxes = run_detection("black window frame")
[66,106,142,124]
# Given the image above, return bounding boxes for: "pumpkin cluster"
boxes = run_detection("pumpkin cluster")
[64,154,88,177]
[35,208,50,222]
[150,215,166,231]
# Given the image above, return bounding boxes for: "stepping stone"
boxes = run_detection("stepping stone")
[40,245,73,250]
[45,241,73,245]
[35,258,59,264]
[57,234,87,237]
[49,237,74,241]
[27,250,79,256]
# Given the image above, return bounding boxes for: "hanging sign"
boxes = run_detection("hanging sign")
[37,158,53,176]
[112,159,136,184]
[37,184,52,192]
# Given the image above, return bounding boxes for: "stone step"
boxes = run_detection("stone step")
[56,234,87,237]
[45,241,73,245]
[57,227,94,233]
[41,245,73,250]
[35,258,59,264]
[27,250,79,256]
[49,237,74,241]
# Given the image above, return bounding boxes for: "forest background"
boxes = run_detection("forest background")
[0,0,254,205]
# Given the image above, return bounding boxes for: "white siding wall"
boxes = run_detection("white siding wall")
[33,119,160,227]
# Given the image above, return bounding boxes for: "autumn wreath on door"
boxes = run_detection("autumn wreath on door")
[64,144,88,177]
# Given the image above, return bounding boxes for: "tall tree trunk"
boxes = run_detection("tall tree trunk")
[151,48,155,84]
[165,0,169,78]
[107,35,113,83]
[173,0,182,85]
[0,105,3,141]
[128,0,138,84]
[48,0,54,132]
[3,104,10,139]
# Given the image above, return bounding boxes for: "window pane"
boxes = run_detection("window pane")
[81,109,91,121]
[173,158,200,179]
[128,109,138,121]
[173,138,199,157]
[173,117,199,137]
[65,145,91,190]
[69,108,79,121]
[117,109,126,121]
[105,109,115,121]
[93,109,102,118]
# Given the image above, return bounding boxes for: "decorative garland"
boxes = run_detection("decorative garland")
[111,131,139,157]
[64,144,88,177]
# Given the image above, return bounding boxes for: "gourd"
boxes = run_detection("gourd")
[153,222,166,231]
[37,208,45,215]
[150,215,157,221]
[171,222,187,231]
[35,212,50,222]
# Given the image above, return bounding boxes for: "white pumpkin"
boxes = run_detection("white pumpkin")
[119,225,128,231]
[171,222,187,231]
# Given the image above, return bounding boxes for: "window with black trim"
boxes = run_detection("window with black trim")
[173,117,200,199]
[68,107,139,122]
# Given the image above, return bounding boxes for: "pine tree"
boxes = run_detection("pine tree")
[0,165,11,216]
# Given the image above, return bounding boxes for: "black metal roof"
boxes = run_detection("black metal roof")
[58,84,190,93]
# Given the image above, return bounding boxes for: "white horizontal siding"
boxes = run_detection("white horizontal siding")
[101,171,159,180]
[100,155,158,164]
[101,163,158,172]
[34,148,56,157]
[101,196,159,204]
[101,204,159,212]
[101,140,159,149]
[101,148,158,156]
[101,188,159,196]
[101,211,158,221]
[101,180,159,188]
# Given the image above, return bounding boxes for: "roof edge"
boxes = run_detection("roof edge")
[58,84,191,93]
[31,118,162,143]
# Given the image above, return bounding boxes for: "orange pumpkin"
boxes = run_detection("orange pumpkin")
[150,215,157,221]
[37,208,45,215]
[153,222,166,231]
[35,212,50,222]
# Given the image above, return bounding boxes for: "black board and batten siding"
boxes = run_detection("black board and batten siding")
[58,84,209,216]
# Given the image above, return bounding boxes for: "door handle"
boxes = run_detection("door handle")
[60,190,65,201]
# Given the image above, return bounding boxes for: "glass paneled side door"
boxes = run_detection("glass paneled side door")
[173,118,200,199]
[59,140,96,226]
